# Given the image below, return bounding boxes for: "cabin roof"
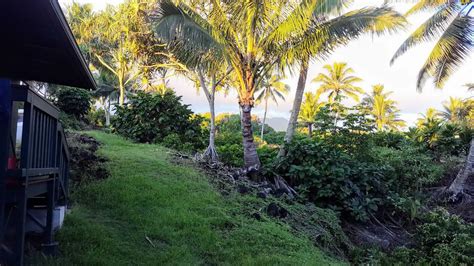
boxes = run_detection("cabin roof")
[0,0,96,90]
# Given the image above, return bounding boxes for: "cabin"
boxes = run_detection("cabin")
[0,0,96,264]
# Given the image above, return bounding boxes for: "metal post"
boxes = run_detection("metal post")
[0,79,12,261]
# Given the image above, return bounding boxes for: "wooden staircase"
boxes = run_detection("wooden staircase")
[1,83,70,265]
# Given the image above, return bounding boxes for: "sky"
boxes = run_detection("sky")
[60,0,474,127]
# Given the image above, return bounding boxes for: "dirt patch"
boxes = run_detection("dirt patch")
[67,132,109,189]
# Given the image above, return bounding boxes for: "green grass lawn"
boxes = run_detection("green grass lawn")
[37,131,341,265]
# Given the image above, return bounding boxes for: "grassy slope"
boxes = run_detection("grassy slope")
[39,132,340,265]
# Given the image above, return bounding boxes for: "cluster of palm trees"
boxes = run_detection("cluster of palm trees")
[417,92,473,128]
[297,62,405,135]
[153,0,406,167]
[66,0,473,170]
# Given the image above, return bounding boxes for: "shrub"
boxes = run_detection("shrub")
[411,122,472,157]
[370,131,409,149]
[370,146,443,193]
[59,112,86,131]
[113,92,205,151]
[87,108,107,128]
[262,131,286,145]
[274,137,387,221]
[56,87,92,119]
[216,144,243,167]
[162,133,196,153]
[383,208,474,265]
[257,145,278,167]
[215,131,242,146]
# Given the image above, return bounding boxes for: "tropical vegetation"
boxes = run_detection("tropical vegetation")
[33,0,474,264]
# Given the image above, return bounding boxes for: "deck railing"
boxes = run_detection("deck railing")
[0,82,70,265]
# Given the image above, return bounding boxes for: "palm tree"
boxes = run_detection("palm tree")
[362,84,405,131]
[417,107,442,128]
[153,0,405,168]
[313,62,363,126]
[314,62,364,103]
[256,75,289,140]
[67,1,185,106]
[195,67,232,163]
[440,96,467,123]
[298,91,324,136]
[280,3,406,157]
[390,0,474,90]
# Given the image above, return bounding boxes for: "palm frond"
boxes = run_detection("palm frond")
[390,2,459,65]
[152,0,224,67]
[404,0,449,16]
[314,0,351,16]
[417,15,474,90]
[282,6,406,63]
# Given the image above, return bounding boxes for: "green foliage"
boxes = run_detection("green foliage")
[59,112,87,131]
[275,113,443,221]
[263,131,286,145]
[257,145,278,167]
[87,108,107,128]
[215,113,269,135]
[162,133,195,153]
[216,144,243,167]
[56,87,92,119]
[371,146,443,193]
[275,137,386,221]
[215,131,242,146]
[36,132,337,265]
[411,121,472,158]
[113,91,205,151]
[370,131,409,149]
[383,208,474,265]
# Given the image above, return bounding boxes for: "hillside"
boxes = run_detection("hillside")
[35,131,341,265]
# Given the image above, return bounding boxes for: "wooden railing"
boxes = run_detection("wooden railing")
[0,83,70,265]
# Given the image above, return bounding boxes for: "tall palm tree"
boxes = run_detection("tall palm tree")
[390,0,474,90]
[67,1,185,106]
[195,66,232,163]
[256,75,289,140]
[362,84,405,131]
[313,62,363,126]
[314,62,364,102]
[153,0,405,168]
[298,91,324,136]
[280,3,406,157]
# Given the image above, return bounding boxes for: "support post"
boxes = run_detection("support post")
[0,79,12,261]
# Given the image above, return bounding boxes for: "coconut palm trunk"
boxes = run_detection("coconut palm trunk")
[118,76,125,106]
[241,103,260,168]
[307,123,313,137]
[447,139,474,199]
[206,94,218,161]
[105,96,111,126]
[153,0,406,167]
[198,69,219,162]
[279,59,309,157]
[261,99,268,140]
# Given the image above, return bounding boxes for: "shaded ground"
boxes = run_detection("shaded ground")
[32,131,341,265]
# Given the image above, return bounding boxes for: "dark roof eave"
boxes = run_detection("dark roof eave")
[51,0,96,90]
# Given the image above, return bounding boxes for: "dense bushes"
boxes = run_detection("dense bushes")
[411,121,472,158]
[273,133,443,221]
[383,208,474,265]
[275,137,386,221]
[55,87,92,119]
[371,146,443,193]
[113,92,205,151]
